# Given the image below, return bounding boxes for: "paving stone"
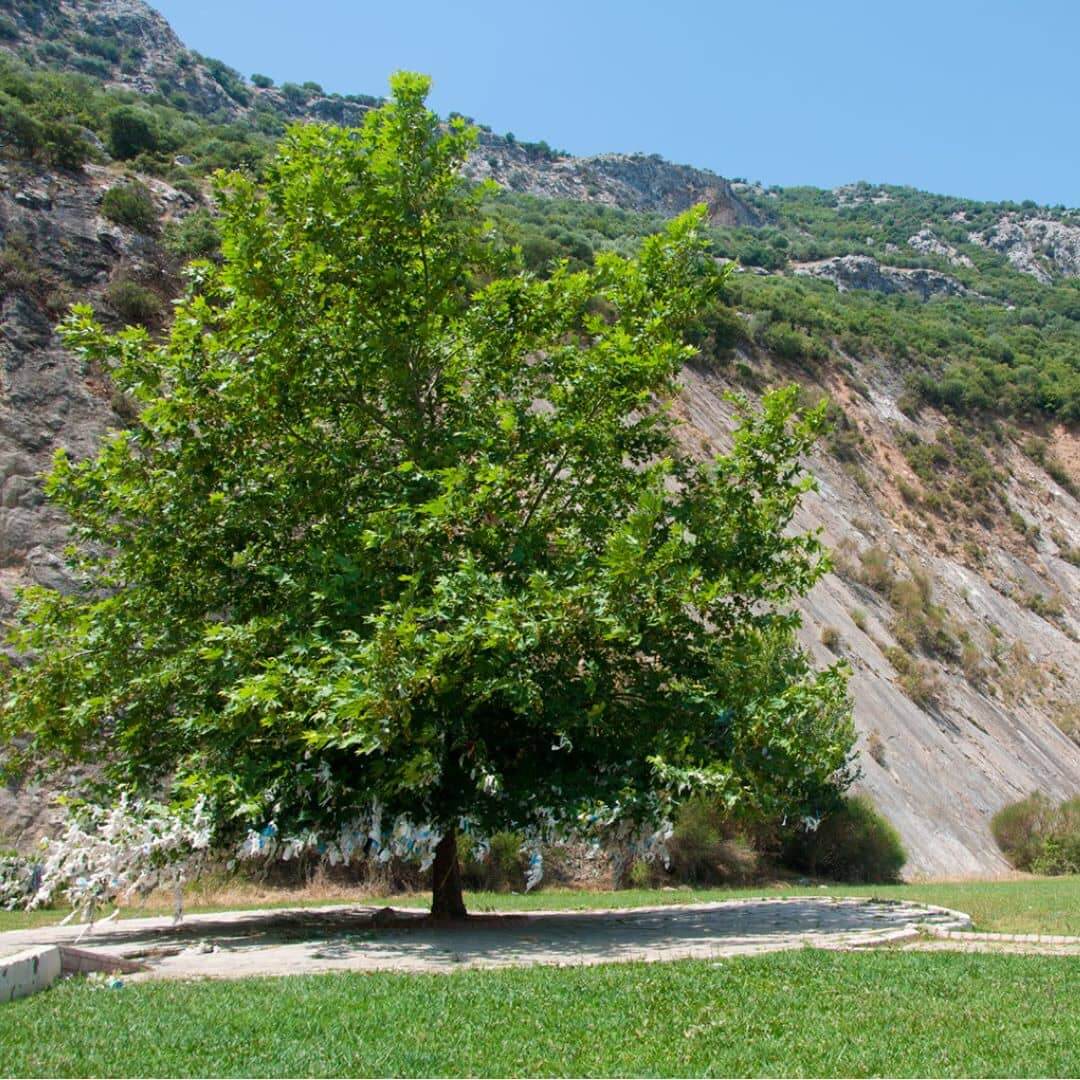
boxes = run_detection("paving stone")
[0,897,973,981]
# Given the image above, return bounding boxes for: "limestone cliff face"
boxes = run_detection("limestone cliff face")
[1,160,194,618]
[463,140,758,227]
[1,0,243,116]
[792,255,971,300]
[968,214,1080,283]
[677,363,1080,878]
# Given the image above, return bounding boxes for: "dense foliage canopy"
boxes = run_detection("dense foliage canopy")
[2,75,854,910]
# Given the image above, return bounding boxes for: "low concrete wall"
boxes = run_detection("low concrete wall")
[58,945,147,976]
[1,946,61,1003]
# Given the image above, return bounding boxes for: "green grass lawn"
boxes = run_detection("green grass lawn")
[1,950,1077,1077]
[4,875,1077,936]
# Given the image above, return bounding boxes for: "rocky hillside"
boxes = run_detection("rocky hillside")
[0,0,755,225]
[1,0,1078,876]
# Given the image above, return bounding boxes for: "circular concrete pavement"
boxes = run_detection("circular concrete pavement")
[0,897,974,981]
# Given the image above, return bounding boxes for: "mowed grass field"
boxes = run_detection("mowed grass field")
[1,949,1078,1077]
[2,874,1078,935]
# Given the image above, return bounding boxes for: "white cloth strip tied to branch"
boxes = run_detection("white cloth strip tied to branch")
[11,793,683,922]
[27,795,213,924]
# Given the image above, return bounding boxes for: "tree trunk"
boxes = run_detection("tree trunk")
[431,829,467,919]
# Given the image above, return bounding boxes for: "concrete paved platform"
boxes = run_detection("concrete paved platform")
[0,897,972,981]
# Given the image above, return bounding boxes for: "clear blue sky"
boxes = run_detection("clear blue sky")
[153,1,1077,207]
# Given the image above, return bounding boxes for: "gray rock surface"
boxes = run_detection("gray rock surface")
[463,144,758,226]
[907,228,974,268]
[680,364,1080,878]
[968,214,1080,282]
[792,255,970,300]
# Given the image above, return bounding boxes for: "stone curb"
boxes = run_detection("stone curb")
[1,945,61,1004]
[58,945,149,976]
[927,928,1080,946]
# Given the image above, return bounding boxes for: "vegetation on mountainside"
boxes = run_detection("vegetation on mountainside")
[992,793,1080,875]
[0,76,854,918]
[781,794,907,883]
[485,182,1080,423]
[0,54,274,176]
[4,28,1080,426]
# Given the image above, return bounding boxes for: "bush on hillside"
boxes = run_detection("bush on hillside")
[163,209,220,261]
[992,793,1080,875]
[107,106,159,160]
[783,795,907,883]
[105,278,162,326]
[101,181,157,233]
[0,92,89,168]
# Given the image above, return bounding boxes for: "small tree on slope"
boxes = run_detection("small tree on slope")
[1,74,854,917]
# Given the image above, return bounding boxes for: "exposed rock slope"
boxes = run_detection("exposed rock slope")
[792,255,970,300]
[463,142,757,227]
[677,360,1080,877]
[968,214,1080,283]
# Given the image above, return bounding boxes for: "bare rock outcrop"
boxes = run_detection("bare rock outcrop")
[464,142,758,227]
[793,255,970,300]
[969,214,1080,283]
[0,160,193,615]
[907,228,973,268]
[678,362,1080,879]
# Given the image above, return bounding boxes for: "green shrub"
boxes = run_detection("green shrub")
[107,105,159,159]
[783,795,907,883]
[856,545,894,593]
[250,73,274,89]
[992,794,1080,875]
[461,831,525,891]
[664,799,759,884]
[195,54,250,105]
[163,209,220,260]
[1024,590,1065,619]
[759,320,829,364]
[1046,457,1079,499]
[73,55,109,78]
[104,278,162,326]
[170,176,203,201]
[0,91,88,167]
[101,181,157,233]
[0,94,44,155]
[74,33,121,63]
[280,82,309,104]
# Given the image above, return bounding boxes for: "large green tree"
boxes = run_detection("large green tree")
[2,74,853,917]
